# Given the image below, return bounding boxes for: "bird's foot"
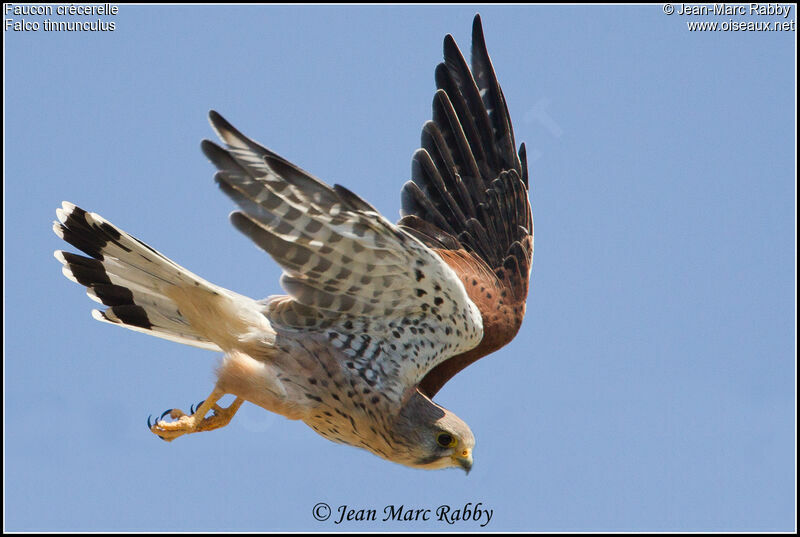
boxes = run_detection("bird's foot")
[148,388,244,441]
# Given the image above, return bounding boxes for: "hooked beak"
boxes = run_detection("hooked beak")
[453,448,473,474]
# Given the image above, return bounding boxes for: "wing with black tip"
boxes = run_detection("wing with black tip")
[398,15,533,397]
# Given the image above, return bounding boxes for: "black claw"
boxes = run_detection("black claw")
[147,415,153,429]
[157,434,168,442]
[160,408,172,420]
[193,400,205,415]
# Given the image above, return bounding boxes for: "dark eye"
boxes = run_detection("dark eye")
[436,433,456,448]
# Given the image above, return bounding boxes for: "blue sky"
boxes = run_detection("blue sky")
[4,5,795,532]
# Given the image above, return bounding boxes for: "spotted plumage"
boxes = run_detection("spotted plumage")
[53,14,532,472]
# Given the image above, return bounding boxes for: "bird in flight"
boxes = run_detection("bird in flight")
[53,14,533,472]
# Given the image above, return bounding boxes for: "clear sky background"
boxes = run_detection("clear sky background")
[4,5,795,532]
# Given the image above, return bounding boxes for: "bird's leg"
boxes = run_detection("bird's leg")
[149,387,245,442]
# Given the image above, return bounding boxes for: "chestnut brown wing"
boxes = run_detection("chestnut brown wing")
[398,14,533,397]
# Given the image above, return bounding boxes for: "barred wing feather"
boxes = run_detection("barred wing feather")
[203,111,483,394]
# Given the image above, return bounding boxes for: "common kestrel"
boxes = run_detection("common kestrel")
[53,14,533,472]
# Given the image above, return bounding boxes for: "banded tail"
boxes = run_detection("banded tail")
[53,201,222,351]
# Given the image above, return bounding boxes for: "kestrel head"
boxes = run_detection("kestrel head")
[389,389,475,473]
